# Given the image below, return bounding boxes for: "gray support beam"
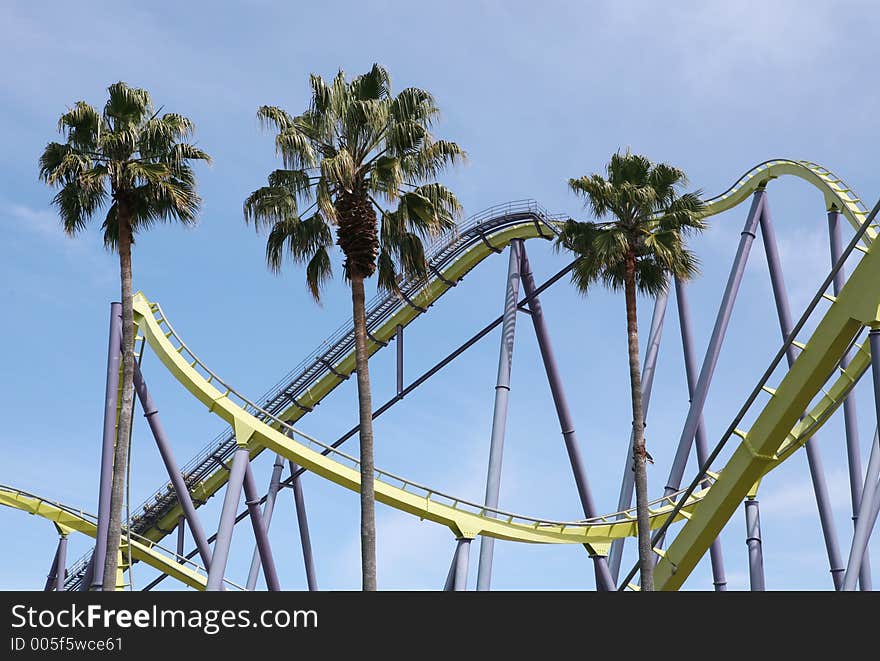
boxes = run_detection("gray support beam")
[843,330,880,590]
[608,290,668,581]
[131,361,213,568]
[396,325,404,397]
[846,429,880,588]
[289,460,318,591]
[829,208,872,590]
[744,498,765,591]
[759,199,845,590]
[92,302,122,590]
[44,539,62,591]
[519,246,615,591]
[246,454,285,590]
[54,533,68,593]
[243,463,281,591]
[206,447,249,591]
[664,191,764,498]
[443,545,458,591]
[674,278,727,590]
[476,240,522,591]
[176,516,185,560]
[453,538,472,591]
[843,432,880,591]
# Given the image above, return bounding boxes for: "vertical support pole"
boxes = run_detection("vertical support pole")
[443,544,458,591]
[829,208,871,590]
[608,289,668,581]
[92,302,122,590]
[476,240,522,591]
[674,278,727,590]
[453,538,472,591]
[176,515,185,561]
[289,460,318,591]
[206,447,249,591]
[759,199,845,589]
[843,330,880,590]
[744,497,765,591]
[519,246,614,591]
[396,324,404,398]
[663,190,764,498]
[246,454,285,590]
[55,532,68,593]
[131,361,213,568]
[243,464,281,591]
[44,540,62,591]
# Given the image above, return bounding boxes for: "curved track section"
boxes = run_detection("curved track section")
[3,159,872,589]
[134,292,716,543]
[0,485,237,591]
[124,159,874,554]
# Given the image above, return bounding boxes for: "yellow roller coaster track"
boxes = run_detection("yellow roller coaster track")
[5,158,878,590]
[0,485,245,591]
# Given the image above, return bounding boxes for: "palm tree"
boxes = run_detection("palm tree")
[39,82,210,590]
[244,64,464,590]
[558,150,705,590]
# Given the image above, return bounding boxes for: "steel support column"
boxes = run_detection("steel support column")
[132,361,213,568]
[744,498,765,591]
[476,240,522,591]
[92,302,122,590]
[829,208,872,590]
[443,545,458,591]
[608,289,668,581]
[674,277,727,590]
[760,199,845,589]
[664,190,764,498]
[519,246,614,591]
[289,460,318,591]
[44,545,60,591]
[206,447,249,591]
[843,329,880,590]
[843,429,880,591]
[177,516,185,561]
[243,464,281,591]
[246,454,285,590]
[54,532,68,593]
[453,538,472,591]
[396,325,404,398]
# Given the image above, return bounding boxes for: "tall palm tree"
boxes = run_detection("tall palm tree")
[245,64,464,590]
[558,150,705,590]
[39,82,210,590]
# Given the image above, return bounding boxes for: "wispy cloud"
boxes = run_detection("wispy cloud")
[3,201,115,285]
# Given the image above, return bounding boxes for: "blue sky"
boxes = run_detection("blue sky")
[2,0,879,590]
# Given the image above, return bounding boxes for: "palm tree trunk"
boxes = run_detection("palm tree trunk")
[350,274,377,590]
[102,215,136,591]
[625,253,654,591]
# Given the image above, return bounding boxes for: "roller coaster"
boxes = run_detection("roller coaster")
[5,158,880,591]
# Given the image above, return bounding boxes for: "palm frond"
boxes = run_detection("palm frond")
[351,63,391,101]
[390,87,438,125]
[257,105,294,133]
[57,101,103,151]
[304,246,333,301]
[244,185,299,230]
[104,82,153,129]
[52,178,108,235]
